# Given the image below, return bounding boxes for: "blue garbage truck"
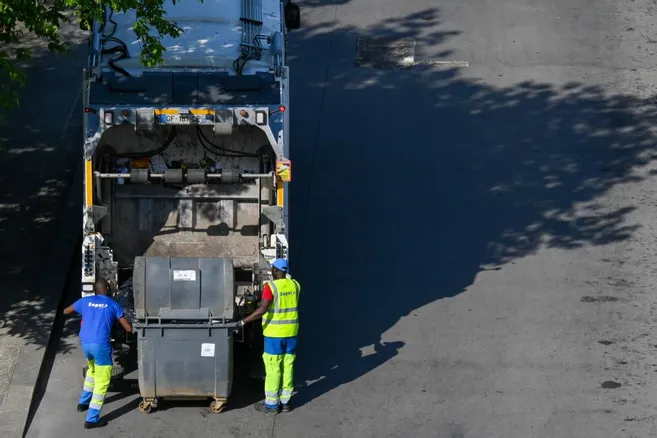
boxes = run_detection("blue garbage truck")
[77,0,300,414]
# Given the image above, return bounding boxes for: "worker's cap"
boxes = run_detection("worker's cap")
[271,258,289,272]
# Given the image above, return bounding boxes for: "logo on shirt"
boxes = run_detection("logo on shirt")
[279,291,296,297]
[88,302,108,308]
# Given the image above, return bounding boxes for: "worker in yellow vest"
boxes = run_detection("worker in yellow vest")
[238,258,300,414]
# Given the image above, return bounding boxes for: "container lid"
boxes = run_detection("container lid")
[132,256,235,320]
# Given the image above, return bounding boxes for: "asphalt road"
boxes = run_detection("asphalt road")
[0,19,87,437]
[23,0,657,437]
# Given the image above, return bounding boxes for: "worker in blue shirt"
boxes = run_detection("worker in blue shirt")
[63,279,132,429]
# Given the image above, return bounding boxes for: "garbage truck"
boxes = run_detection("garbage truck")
[78,0,300,414]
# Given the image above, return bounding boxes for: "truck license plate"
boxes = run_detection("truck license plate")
[159,113,213,125]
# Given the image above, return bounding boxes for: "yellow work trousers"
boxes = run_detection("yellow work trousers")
[262,335,297,407]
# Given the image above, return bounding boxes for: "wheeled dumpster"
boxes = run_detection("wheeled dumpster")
[132,256,238,414]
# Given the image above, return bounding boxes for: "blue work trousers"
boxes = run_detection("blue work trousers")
[79,343,113,423]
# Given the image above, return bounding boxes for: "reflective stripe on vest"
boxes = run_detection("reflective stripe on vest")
[262,278,301,338]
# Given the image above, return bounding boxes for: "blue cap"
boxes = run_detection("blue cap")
[271,258,289,272]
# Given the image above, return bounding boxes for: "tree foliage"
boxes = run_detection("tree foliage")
[0,0,188,108]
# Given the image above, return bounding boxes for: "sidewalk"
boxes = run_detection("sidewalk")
[0,23,87,437]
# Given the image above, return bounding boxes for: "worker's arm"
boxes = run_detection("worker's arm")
[112,301,133,333]
[118,316,133,333]
[63,298,82,316]
[240,297,271,325]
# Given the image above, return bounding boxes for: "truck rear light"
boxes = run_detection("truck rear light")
[131,158,150,169]
[104,110,113,125]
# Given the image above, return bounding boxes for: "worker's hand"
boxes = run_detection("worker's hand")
[226,320,244,329]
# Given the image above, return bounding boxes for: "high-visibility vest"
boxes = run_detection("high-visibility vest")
[262,277,301,338]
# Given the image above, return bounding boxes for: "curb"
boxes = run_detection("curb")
[1,157,82,438]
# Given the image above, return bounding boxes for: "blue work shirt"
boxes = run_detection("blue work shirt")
[73,295,125,345]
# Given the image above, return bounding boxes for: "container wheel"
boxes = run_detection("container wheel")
[210,400,226,414]
[138,401,153,414]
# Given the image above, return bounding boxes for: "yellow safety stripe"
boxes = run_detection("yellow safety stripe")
[154,109,214,115]
[90,394,105,409]
[83,375,95,392]
[265,390,279,403]
[276,179,284,206]
[84,159,93,207]
[270,307,297,313]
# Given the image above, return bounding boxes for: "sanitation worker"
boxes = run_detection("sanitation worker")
[63,279,133,429]
[238,258,301,414]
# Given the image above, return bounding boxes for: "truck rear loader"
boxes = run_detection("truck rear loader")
[79,0,301,413]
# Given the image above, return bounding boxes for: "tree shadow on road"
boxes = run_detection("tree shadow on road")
[1,1,654,421]
[286,3,654,408]
[0,21,87,356]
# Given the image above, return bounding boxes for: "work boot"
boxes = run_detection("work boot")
[253,401,279,414]
[84,420,108,429]
[281,403,291,413]
[76,404,89,412]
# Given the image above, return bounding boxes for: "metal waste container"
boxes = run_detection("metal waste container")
[132,256,237,414]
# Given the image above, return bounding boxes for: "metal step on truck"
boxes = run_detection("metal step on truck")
[78,0,300,414]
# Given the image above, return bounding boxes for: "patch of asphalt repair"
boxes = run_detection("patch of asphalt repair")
[581,295,621,303]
